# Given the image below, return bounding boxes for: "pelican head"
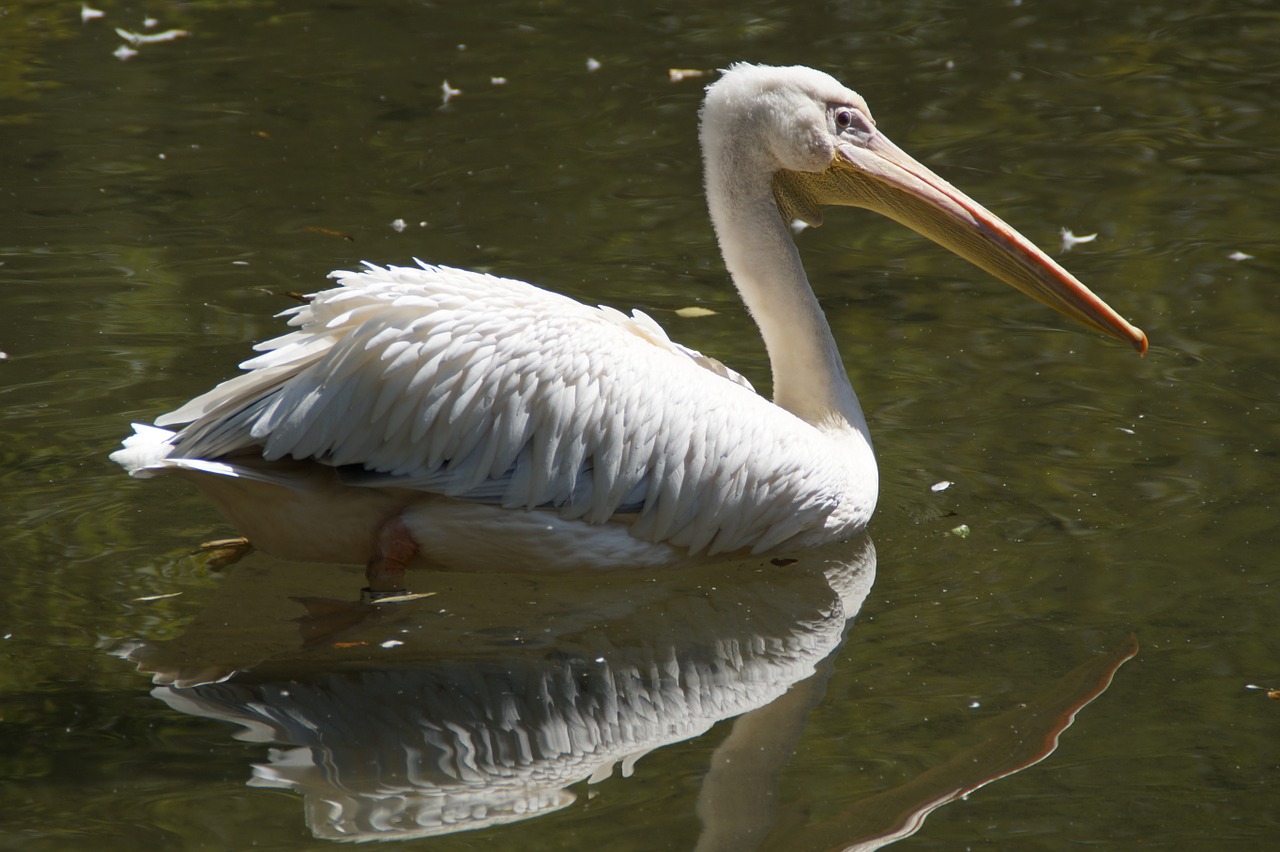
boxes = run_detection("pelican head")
[701,63,1147,354]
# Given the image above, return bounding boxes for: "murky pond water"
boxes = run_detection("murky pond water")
[2,1,1277,849]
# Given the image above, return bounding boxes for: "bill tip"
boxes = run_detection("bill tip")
[1132,327,1149,356]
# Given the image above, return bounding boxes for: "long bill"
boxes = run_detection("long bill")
[772,131,1148,354]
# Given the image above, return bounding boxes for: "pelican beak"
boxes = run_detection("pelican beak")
[773,131,1148,354]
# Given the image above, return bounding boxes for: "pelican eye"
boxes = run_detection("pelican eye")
[835,108,854,129]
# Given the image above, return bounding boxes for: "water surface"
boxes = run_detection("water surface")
[2,1,1277,849]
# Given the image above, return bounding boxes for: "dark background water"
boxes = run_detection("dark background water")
[1,1,1276,849]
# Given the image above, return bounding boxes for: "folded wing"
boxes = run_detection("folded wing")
[151,262,847,556]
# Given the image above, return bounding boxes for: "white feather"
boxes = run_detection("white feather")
[113,63,1134,573]
[119,260,873,562]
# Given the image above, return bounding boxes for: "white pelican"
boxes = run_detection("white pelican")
[113,63,1146,593]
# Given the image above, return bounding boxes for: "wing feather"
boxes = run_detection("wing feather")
[374,350,424,441]
[159,262,861,556]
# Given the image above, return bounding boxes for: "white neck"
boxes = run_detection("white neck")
[702,134,870,441]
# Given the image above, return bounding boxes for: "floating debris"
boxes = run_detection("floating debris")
[586,57,601,72]
[675,306,716,318]
[113,44,138,61]
[949,523,971,538]
[364,591,436,605]
[190,537,254,570]
[930,480,954,492]
[115,27,189,45]
[1228,250,1253,262]
[1245,683,1280,700]
[1060,227,1097,252]
[390,219,427,232]
[305,225,354,241]
[491,76,507,85]
[789,218,810,235]
[668,68,705,83]
[143,16,158,28]
[441,79,461,106]
[133,592,183,602]
[81,4,104,23]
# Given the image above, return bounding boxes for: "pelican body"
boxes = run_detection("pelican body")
[113,64,1146,592]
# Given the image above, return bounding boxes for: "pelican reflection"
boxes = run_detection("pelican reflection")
[120,538,1134,848]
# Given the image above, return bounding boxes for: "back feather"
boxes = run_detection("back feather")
[156,262,847,555]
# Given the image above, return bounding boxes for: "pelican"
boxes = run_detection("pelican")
[113,63,1146,594]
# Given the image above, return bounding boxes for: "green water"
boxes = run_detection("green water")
[1,1,1276,849]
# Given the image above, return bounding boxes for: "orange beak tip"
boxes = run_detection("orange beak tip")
[1133,328,1149,357]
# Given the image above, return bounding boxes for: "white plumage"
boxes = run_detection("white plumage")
[114,63,1144,590]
